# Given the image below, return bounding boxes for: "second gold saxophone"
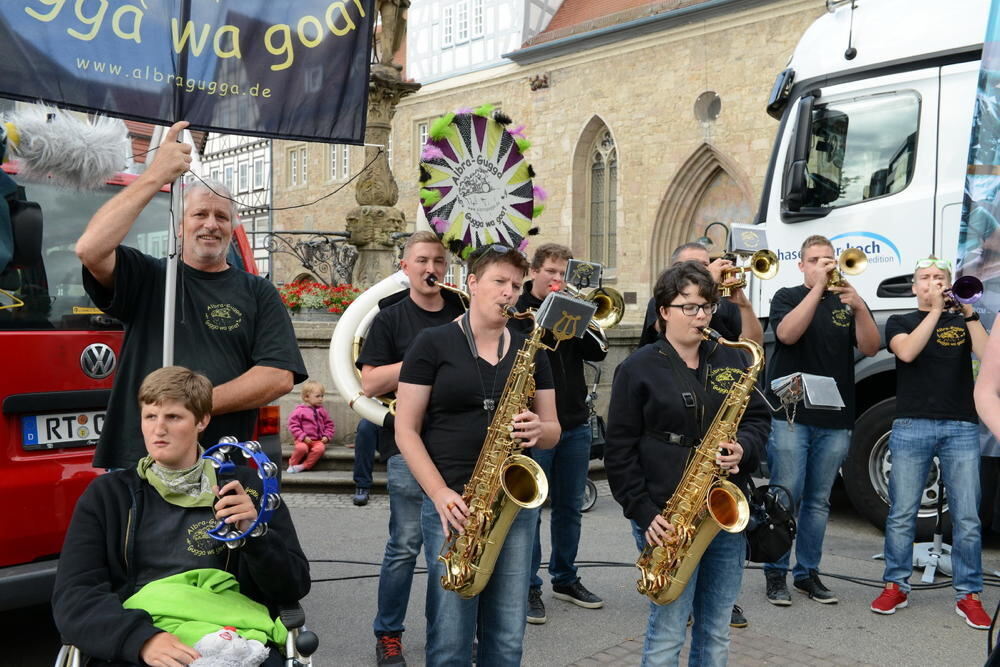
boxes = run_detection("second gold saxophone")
[636,327,762,605]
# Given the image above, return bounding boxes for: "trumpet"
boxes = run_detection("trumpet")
[944,275,983,311]
[426,275,470,309]
[719,249,779,297]
[827,248,867,289]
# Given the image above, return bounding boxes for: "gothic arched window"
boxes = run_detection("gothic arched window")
[589,131,617,268]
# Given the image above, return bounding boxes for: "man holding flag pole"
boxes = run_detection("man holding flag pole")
[76,120,306,469]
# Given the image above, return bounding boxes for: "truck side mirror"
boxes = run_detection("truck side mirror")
[782,95,815,214]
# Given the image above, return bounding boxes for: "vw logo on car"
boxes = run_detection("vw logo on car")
[80,343,116,380]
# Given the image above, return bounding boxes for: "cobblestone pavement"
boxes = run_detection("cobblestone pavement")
[284,490,389,510]
[569,632,879,666]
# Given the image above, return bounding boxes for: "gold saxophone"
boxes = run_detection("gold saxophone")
[439,309,550,598]
[636,327,761,605]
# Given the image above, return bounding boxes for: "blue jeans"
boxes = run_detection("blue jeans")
[421,496,536,667]
[530,423,592,589]
[764,419,851,580]
[630,522,745,667]
[353,419,378,488]
[882,418,982,599]
[373,455,425,636]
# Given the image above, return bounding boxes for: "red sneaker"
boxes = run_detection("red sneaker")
[870,583,908,615]
[956,593,991,630]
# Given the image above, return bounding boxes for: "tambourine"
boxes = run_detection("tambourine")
[202,436,281,549]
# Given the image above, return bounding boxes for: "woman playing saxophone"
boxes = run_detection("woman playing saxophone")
[395,244,560,666]
[605,261,770,666]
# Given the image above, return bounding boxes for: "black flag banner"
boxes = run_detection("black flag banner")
[0,0,375,144]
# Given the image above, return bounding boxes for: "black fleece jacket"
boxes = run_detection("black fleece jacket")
[605,337,770,532]
[513,282,608,429]
[51,467,310,665]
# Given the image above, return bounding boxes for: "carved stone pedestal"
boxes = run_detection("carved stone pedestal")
[347,64,421,289]
[346,204,406,287]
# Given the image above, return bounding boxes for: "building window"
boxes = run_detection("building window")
[224,166,234,191]
[456,1,469,43]
[442,5,454,47]
[238,162,249,193]
[211,169,220,182]
[300,147,308,184]
[341,146,350,179]
[289,149,298,187]
[253,157,264,189]
[589,131,618,269]
[387,134,393,167]
[418,122,428,150]
[329,145,338,180]
[471,0,484,38]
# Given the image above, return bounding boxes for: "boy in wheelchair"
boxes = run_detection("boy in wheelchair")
[52,366,311,666]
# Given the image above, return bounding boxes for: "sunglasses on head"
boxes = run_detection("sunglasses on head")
[468,243,513,268]
[914,257,952,272]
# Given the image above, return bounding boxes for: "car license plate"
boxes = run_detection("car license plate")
[22,411,105,450]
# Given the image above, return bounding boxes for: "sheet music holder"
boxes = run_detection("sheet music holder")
[771,372,844,411]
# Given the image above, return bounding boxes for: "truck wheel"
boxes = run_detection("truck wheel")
[581,478,598,513]
[842,398,950,540]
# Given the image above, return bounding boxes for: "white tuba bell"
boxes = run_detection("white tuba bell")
[328,271,410,427]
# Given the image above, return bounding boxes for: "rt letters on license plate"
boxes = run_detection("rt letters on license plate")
[22,411,105,450]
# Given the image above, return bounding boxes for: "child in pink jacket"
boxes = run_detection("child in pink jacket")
[286,381,336,473]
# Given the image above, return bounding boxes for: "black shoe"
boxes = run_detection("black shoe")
[376,633,406,666]
[765,570,791,606]
[353,486,370,506]
[730,604,748,628]
[552,580,604,609]
[527,587,547,624]
[793,570,838,604]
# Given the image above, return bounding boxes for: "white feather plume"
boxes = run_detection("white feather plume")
[4,105,128,189]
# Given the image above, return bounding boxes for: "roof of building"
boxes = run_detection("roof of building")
[524,0,704,48]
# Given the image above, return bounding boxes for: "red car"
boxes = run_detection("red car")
[0,168,278,610]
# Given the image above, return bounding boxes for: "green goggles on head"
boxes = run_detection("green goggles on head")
[914,257,952,272]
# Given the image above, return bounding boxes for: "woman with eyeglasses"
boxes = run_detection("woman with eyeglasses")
[605,261,769,666]
[394,243,560,666]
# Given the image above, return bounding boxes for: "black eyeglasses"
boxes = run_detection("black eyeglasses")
[668,302,719,316]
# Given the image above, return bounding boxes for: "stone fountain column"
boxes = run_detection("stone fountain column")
[346,64,421,288]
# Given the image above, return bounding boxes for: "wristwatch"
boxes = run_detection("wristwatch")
[965,312,980,322]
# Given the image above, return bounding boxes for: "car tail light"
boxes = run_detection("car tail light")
[257,405,280,436]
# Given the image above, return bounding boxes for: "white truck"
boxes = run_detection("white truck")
[751,0,990,538]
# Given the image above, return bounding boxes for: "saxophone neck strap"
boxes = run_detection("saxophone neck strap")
[655,339,711,434]
[461,311,505,361]
[461,311,506,416]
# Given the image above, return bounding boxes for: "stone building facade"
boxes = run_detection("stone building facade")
[271,0,822,323]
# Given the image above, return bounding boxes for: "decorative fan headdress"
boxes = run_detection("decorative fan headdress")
[419,104,545,258]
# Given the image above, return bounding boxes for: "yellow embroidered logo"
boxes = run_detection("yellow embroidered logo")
[709,367,740,394]
[186,518,226,557]
[936,326,965,347]
[205,303,243,331]
[831,308,851,328]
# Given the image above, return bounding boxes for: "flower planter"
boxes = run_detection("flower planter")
[292,308,342,322]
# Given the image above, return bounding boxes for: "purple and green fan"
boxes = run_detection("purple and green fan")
[419,105,544,258]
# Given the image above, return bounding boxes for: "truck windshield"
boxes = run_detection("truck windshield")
[0,180,170,331]
[802,92,920,209]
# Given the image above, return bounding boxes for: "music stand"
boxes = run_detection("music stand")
[911,480,953,581]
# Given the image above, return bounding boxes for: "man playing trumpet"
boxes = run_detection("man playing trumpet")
[870,257,990,629]
[763,235,879,606]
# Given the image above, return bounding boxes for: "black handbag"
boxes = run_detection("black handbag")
[745,482,796,563]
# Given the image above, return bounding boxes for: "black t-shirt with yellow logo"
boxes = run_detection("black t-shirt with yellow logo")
[765,285,861,429]
[886,310,977,423]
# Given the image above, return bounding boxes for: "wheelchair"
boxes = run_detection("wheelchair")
[53,602,319,666]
